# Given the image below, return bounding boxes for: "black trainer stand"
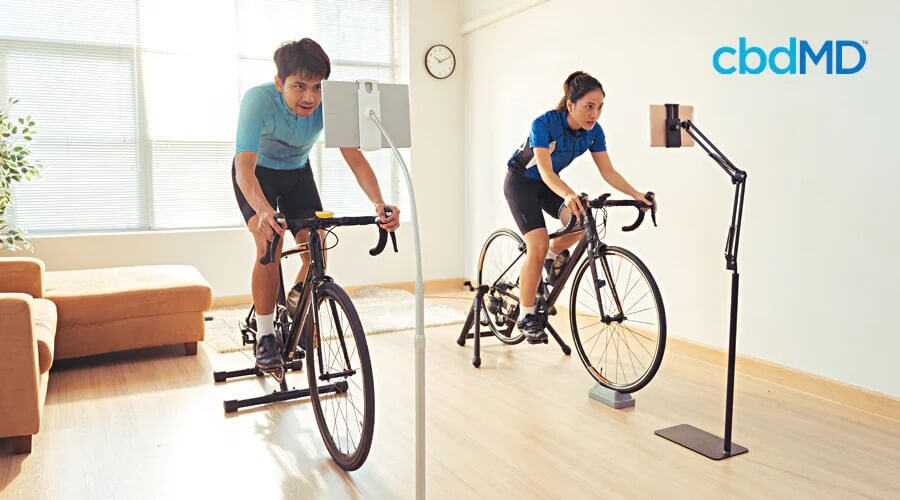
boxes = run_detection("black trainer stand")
[654,103,749,460]
[212,275,345,414]
[457,281,571,368]
[455,284,492,367]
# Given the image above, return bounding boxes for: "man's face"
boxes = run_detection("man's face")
[276,73,323,117]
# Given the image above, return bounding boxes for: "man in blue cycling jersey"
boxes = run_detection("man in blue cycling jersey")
[232,38,400,370]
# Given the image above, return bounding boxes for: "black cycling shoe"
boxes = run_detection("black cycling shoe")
[544,249,570,286]
[255,333,284,372]
[517,313,548,344]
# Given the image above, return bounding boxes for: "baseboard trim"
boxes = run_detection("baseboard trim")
[211,278,468,308]
[667,337,900,422]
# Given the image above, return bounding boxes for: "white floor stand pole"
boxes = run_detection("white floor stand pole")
[370,111,426,499]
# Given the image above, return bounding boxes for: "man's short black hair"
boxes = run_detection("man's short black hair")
[274,38,331,82]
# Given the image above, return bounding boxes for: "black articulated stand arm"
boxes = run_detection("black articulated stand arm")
[655,107,750,460]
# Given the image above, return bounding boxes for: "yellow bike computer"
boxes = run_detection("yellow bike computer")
[315,211,334,219]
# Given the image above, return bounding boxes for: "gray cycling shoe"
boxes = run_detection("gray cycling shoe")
[517,313,548,344]
[255,333,284,371]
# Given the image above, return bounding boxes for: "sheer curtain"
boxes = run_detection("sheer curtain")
[0,0,398,234]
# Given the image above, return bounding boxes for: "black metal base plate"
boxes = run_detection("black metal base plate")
[655,424,748,460]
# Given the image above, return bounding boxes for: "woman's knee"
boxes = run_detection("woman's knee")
[524,232,550,257]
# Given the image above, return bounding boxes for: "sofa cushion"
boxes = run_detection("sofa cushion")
[44,265,212,326]
[31,298,58,373]
[0,257,44,298]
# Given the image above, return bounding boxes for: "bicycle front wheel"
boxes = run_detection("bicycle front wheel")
[569,246,666,393]
[306,282,375,471]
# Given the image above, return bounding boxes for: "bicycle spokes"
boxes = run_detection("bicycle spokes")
[314,296,367,456]
[477,230,527,345]
[571,248,666,392]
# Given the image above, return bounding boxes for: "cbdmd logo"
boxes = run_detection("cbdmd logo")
[713,37,867,75]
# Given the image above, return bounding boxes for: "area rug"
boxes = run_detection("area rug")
[203,287,468,354]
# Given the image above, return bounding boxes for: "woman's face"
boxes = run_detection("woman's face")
[567,89,604,130]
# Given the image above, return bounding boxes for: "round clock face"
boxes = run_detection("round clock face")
[425,44,455,79]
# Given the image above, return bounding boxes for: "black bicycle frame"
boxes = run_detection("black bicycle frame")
[489,209,623,320]
[282,227,358,382]
[542,210,620,320]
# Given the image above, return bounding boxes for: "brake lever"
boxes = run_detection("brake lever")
[646,191,657,227]
[370,207,398,256]
[260,213,286,265]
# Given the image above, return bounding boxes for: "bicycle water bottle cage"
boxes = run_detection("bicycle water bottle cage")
[315,211,334,219]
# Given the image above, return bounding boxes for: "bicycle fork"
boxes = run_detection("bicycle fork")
[584,213,626,324]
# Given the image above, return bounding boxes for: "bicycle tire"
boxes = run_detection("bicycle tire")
[476,229,527,345]
[306,282,375,471]
[569,246,666,393]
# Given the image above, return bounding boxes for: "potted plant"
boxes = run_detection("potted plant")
[0,97,43,251]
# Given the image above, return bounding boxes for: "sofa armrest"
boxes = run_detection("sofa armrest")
[0,257,45,298]
[0,293,42,438]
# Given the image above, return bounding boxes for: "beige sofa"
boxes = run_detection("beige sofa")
[0,257,212,454]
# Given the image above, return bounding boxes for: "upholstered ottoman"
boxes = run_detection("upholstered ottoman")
[44,265,212,359]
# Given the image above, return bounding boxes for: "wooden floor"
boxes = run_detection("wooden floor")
[2,292,899,499]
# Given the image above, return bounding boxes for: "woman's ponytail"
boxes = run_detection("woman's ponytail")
[555,71,604,112]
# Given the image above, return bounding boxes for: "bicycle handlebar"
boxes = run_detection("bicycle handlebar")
[562,191,657,233]
[259,207,398,266]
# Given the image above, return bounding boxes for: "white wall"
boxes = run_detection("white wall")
[462,0,543,26]
[5,0,466,298]
[405,0,466,286]
[462,0,900,396]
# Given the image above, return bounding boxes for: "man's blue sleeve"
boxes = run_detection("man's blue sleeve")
[236,88,269,153]
[529,113,553,149]
[589,124,607,153]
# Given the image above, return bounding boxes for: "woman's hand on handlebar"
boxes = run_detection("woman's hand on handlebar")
[563,192,586,220]
[257,207,286,241]
[632,192,657,213]
[375,203,401,232]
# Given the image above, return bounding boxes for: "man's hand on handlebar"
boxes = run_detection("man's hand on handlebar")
[257,207,286,241]
[375,203,401,232]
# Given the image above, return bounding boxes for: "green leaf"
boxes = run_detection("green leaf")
[24,136,32,141]
[10,126,17,134]
[18,117,24,124]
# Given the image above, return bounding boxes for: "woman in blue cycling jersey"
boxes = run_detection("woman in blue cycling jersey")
[505,71,656,342]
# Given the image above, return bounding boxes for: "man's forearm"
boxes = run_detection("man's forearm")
[235,153,273,214]
[349,159,386,205]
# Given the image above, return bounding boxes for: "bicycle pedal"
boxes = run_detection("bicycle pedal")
[526,333,549,345]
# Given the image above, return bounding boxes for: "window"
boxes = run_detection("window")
[0,0,399,234]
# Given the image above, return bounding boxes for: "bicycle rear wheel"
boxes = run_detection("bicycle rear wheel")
[569,246,666,393]
[306,282,375,471]
[477,229,526,345]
